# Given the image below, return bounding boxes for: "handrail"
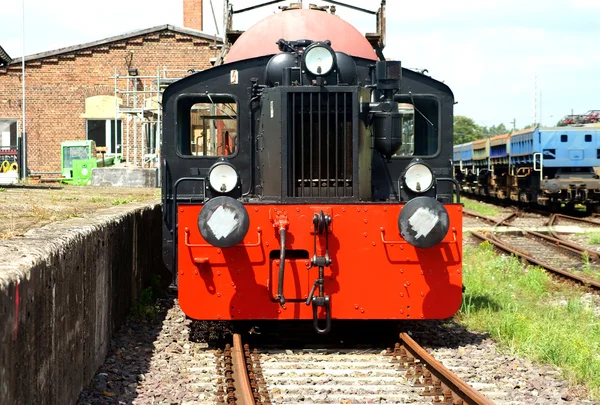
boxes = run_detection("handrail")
[170,177,206,285]
[184,227,262,248]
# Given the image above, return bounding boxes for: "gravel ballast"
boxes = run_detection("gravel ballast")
[77,297,596,404]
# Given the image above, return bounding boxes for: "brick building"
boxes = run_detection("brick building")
[0,0,219,176]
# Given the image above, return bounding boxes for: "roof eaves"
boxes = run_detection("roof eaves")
[0,45,11,66]
[9,25,222,65]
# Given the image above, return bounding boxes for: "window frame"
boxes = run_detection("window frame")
[391,94,442,159]
[85,119,123,155]
[174,93,240,160]
[0,119,18,150]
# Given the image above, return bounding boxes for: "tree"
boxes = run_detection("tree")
[482,123,508,137]
[453,116,484,144]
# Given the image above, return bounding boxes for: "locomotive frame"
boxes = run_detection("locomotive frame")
[161,1,462,333]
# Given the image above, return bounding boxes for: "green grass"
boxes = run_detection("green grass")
[462,198,501,217]
[111,197,133,206]
[587,232,600,245]
[458,242,600,399]
[130,274,164,321]
[580,252,595,277]
[130,287,156,320]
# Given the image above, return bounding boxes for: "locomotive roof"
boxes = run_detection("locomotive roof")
[540,126,600,131]
[226,9,378,63]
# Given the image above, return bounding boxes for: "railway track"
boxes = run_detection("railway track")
[215,333,495,405]
[464,210,600,289]
[460,194,594,218]
[546,212,600,229]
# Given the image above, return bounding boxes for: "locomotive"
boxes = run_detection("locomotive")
[161,2,462,334]
[454,126,600,212]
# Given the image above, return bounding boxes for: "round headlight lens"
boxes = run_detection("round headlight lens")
[208,163,238,193]
[404,163,434,193]
[304,45,335,76]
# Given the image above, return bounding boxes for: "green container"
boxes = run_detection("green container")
[71,159,97,185]
[97,156,115,167]
[61,140,96,178]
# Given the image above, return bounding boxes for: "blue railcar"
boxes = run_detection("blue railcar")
[538,127,600,169]
[453,145,461,165]
[461,142,473,165]
[453,125,600,211]
[509,127,536,165]
[490,133,510,164]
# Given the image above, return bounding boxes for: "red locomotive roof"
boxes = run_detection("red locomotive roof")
[226,9,378,63]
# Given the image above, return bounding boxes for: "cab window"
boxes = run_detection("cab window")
[393,95,439,157]
[177,95,238,157]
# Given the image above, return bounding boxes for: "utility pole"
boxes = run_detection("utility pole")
[539,91,542,126]
[533,74,537,127]
[21,0,27,181]
[511,118,516,131]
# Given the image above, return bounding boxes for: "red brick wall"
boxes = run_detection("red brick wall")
[184,0,204,31]
[0,31,217,174]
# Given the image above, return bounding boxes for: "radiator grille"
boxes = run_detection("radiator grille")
[288,92,354,198]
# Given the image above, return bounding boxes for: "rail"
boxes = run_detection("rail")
[465,210,600,261]
[465,210,600,290]
[398,332,495,405]
[217,332,495,404]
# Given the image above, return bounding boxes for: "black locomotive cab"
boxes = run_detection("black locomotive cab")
[161,38,456,273]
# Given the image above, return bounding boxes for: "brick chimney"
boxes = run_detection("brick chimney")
[183,0,203,31]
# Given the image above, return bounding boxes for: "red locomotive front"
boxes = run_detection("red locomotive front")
[161,3,462,334]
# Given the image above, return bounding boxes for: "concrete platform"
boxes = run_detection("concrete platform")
[0,202,168,405]
[92,167,157,187]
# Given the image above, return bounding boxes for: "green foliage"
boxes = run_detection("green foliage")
[462,198,501,216]
[587,232,600,245]
[454,116,518,146]
[454,116,483,144]
[130,287,156,320]
[481,123,508,137]
[0,188,5,192]
[111,197,133,206]
[130,274,165,321]
[459,242,600,399]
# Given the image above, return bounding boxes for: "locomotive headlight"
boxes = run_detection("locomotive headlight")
[208,162,238,193]
[403,162,434,193]
[303,43,336,76]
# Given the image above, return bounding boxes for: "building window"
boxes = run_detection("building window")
[585,134,592,142]
[561,134,568,142]
[86,120,122,154]
[0,119,18,150]
[145,122,158,154]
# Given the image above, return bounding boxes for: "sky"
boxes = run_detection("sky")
[1,0,599,130]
